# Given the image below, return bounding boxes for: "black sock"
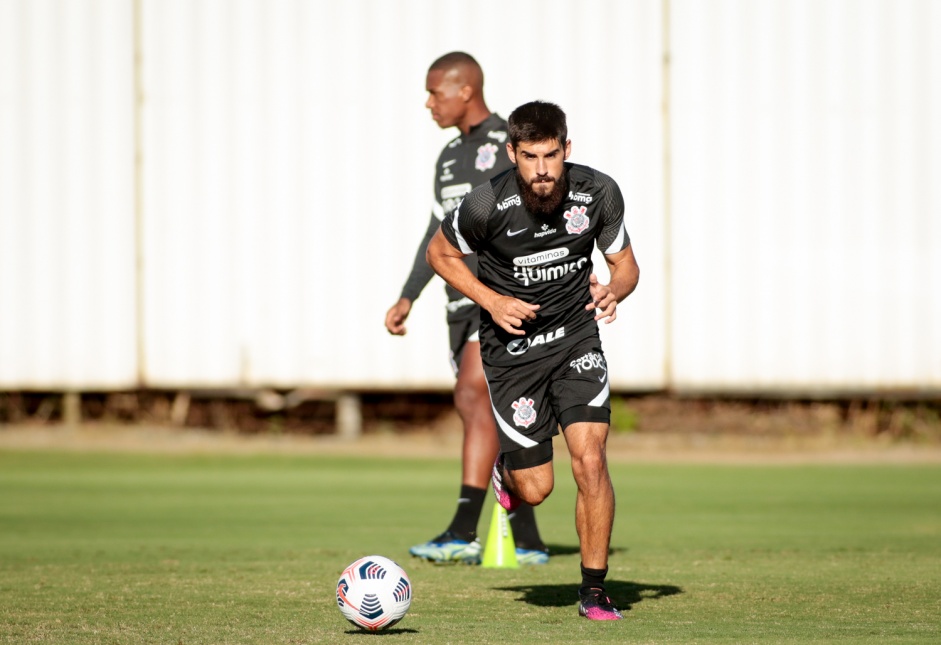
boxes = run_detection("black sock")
[580,563,608,592]
[508,503,546,551]
[445,485,486,541]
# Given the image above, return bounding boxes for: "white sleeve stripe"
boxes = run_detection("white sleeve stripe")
[452,208,474,255]
[602,220,626,255]
[432,201,445,221]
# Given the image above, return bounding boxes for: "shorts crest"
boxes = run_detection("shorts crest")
[511,397,537,427]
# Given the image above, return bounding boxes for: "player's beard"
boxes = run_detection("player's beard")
[517,168,568,219]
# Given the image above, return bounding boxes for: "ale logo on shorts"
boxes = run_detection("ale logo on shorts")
[476,143,499,171]
[511,397,537,427]
[564,205,589,234]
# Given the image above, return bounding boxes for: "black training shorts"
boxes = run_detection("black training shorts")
[483,335,611,459]
[447,305,481,376]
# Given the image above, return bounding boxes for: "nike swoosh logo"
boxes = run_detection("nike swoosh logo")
[457,498,471,504]
[507,228,528,236]
[598,372,608,383]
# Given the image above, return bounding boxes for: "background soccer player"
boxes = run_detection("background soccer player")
[426,100,640,619]
[384,52,547,565]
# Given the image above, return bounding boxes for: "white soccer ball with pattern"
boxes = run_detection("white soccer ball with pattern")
[336,555,412,631]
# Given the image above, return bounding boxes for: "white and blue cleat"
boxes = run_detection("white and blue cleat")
[514,547,550,565]
[409,531,483,564]
[410,531,549,565]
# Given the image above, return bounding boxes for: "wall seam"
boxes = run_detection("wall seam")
[662,0,673,392]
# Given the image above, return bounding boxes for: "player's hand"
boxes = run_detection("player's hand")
[586,273,619,324]
[488,295,540,336]
[384,298,412,336]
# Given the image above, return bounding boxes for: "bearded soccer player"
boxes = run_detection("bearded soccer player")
[384,52,548,565]
[427,100,640,620]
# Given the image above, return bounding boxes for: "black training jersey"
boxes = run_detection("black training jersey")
[399,114,514,321]
[441,163,631,366]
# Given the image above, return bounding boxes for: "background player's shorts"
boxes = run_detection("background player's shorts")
[483,335,611,459]
[447,306,481,376]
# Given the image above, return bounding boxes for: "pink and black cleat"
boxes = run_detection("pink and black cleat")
[491,454,521,512]
[578,587,624,621]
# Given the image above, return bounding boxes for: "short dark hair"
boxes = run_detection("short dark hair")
[508,101,568,149]
[428,51,481,74]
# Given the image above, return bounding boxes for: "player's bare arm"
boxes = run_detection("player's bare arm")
[426,228,539,336]
[384,298,412,336]
[587,244,640,324]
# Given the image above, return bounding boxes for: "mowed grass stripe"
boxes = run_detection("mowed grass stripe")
[0,451,938,644]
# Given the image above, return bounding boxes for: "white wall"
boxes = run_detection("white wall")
[1,0,938,395]
[670,0,941,394]
[138,0,666,390]
[0,0,137,389]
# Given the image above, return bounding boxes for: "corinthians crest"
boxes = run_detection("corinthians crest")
[511,397,537,427]
[564,205,589,234]
[475,143,499,171]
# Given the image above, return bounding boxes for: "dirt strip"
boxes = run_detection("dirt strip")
[2,424,940,465]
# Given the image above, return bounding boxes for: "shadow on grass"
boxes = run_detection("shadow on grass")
[495,579,683,611]
[345,627,420,636]
[545,543,628,558]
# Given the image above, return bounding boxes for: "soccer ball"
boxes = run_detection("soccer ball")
[336,555,412,631]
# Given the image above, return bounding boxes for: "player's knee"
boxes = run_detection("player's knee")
[571,450,608,483]
[516,479,553,506]
[453,378,489,417]
[506,458,554,505]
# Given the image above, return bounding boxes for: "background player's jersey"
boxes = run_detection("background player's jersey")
[399,113,514,322]
[441,163,631,366]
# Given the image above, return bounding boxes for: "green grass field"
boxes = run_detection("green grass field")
[1,449,939,644]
